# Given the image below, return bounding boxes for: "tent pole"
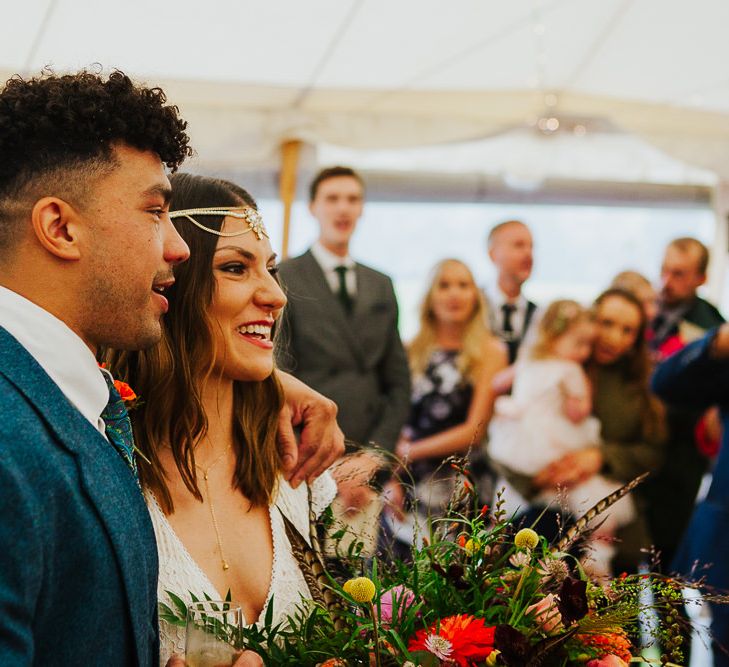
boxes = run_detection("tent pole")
[708,182,729,311]
[279,139,302,260]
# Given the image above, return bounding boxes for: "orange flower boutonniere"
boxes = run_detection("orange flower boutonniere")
[114,379,137,402]
[98,363,138,405]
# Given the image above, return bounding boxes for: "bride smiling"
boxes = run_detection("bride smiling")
[108,173,336,665]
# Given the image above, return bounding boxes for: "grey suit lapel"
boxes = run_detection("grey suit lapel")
[298,251,366,367]
[0,327,156,664]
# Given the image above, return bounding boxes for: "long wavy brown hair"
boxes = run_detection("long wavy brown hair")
[589,287,665,443]
[106,173,284,514]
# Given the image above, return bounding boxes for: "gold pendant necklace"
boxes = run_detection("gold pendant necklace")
[196,444,232,572]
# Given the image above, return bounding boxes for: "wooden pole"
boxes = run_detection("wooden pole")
[708,182,729,308]
[279,139,302,260]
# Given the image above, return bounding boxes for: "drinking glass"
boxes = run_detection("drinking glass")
[185,600,243,667]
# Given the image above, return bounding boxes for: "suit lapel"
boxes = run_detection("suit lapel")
[0,327,156,664]
[298,251,366,367]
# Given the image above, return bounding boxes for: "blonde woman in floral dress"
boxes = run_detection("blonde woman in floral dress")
[384,259,507,549]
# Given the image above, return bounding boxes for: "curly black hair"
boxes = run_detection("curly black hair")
[0,70,193,251]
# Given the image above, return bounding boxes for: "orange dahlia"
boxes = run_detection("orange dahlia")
[408,614,495,666]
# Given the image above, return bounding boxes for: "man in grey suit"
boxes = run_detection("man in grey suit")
[278,166,411,535]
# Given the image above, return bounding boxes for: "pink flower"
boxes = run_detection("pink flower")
[525,593,563,633]
[378,585,416,626]
[587,655,629,667]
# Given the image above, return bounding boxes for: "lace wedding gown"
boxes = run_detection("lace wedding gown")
[146,473,337,666]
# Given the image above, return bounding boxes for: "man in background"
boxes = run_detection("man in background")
[647,237,725,570]
[651,237,724,353]
[485,220,537,364]
[277,166,411,552]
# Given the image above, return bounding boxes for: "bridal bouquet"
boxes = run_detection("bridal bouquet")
[163,466,696,666]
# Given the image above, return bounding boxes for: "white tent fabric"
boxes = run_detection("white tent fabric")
[3,0,729,177]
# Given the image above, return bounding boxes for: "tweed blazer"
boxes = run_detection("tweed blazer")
[277,249,410,452]
[0,327,159,666]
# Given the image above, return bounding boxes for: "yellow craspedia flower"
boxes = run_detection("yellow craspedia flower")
[514,528,540,550]
[343,576,376,603]
[464,538,479,557]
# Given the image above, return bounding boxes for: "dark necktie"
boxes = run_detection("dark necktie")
[100,371,139,485]
[334,265,353,315]
[501,303,517,335]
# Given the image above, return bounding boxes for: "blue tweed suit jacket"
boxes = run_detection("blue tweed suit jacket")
[0,327,159,666]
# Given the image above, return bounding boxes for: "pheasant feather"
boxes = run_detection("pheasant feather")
[279,509,329,608]
[552,472,649,554]
[307,485,323,562]
[278,501,348,629]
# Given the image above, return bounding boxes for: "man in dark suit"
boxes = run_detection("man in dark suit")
[278,166,411,548]
[651,237,725,351]
[484,220,537,364]
[652,324,729,666]
[0,72,342,667]
[646,237,725,570]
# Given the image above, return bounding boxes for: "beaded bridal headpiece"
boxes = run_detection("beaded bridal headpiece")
[168,206,268,240]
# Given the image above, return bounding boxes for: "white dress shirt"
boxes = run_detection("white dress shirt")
[0,286,108,435]
[310,242,357,297]
[486,285,529,339]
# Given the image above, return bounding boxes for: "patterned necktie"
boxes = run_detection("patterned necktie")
[100,370,139,485]
[334,265,353,315]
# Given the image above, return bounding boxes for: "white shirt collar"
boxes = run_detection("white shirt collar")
[311,241,356,272]
[0,286,108,433]
[487,284,527,312]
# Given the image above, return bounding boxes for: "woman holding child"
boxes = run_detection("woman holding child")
[491,288,665,573]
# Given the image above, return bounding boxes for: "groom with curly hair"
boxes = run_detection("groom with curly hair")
[0,71,342,666]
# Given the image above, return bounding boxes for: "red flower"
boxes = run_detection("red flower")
[408,614,495,666]
[114,380,137,402]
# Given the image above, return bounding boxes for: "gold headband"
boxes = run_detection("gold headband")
[168,206,268,240]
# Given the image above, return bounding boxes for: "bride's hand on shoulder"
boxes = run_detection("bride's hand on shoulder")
[275,371,345,487]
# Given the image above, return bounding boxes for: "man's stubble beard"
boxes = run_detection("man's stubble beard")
[82,270,163,351]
